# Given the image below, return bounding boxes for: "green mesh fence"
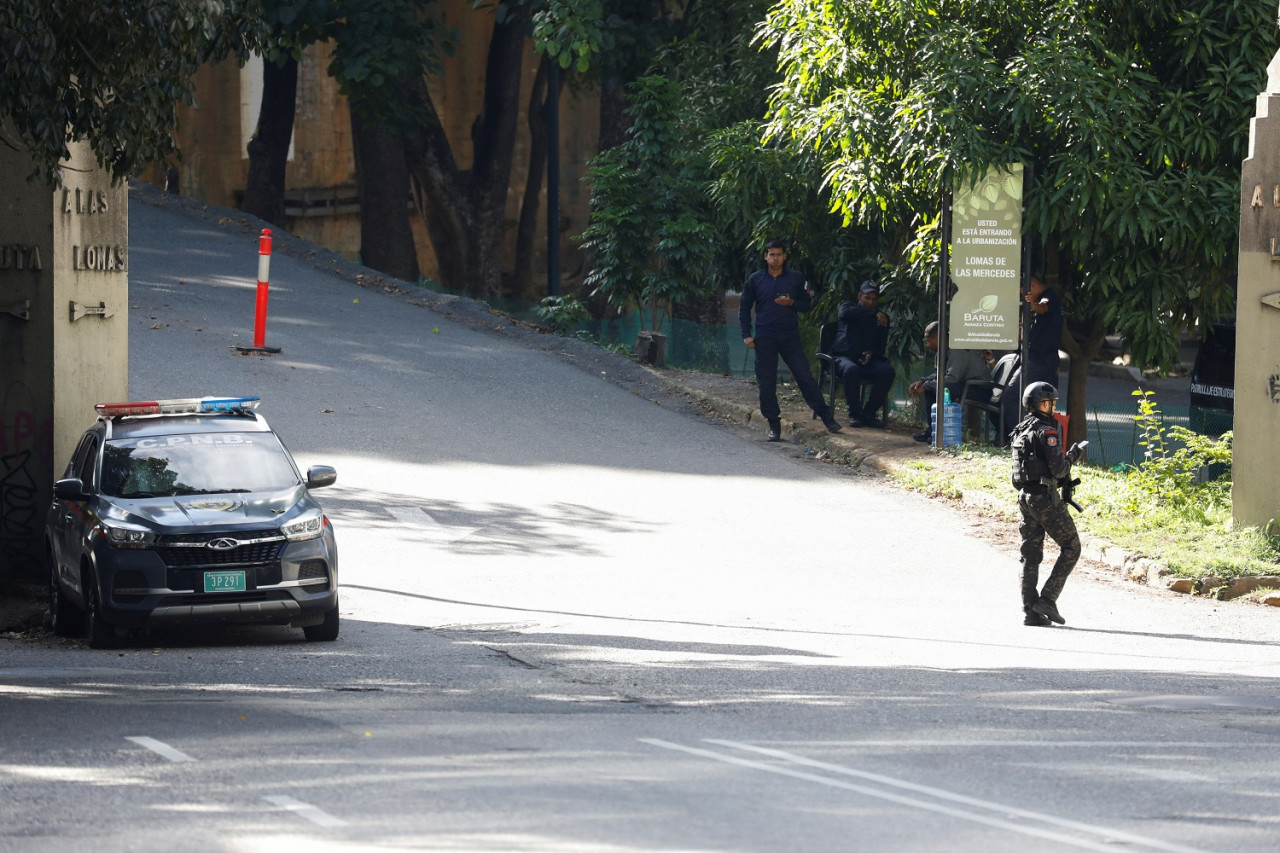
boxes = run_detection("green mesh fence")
[1084,403,1231,469]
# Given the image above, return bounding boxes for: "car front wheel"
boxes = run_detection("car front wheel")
[49,555,82,637]
[303,603,339,642]
[84,569,118,649]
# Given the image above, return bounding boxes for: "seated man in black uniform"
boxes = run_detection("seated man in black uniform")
[831,280,895,428]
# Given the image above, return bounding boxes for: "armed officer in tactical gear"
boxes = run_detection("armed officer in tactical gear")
[1010,382,1084,626]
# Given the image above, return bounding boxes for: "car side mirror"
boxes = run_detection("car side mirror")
[53,478,88,500]
[306,465,337,489]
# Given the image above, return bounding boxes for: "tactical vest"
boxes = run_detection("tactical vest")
[1010,417,1048,488]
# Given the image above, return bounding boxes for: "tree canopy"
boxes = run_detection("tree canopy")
[758,0,1280,370]
[0,0,264,186]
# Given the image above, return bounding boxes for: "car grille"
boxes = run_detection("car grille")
[155,529,286,591]
[156,530,286,568]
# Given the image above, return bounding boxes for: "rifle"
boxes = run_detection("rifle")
[1059,440,1088,513]
[1059,476,1083,513]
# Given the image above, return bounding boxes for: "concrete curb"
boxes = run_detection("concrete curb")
[653,372,900,475]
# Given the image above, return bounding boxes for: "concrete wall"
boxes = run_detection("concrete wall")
[1234,53,1280,528]
[0,136,127,579]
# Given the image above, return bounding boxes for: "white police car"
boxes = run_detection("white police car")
[44,396,339,648]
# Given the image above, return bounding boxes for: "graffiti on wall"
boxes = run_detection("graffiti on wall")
[1,383,54,574]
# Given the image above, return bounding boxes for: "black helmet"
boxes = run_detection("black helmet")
[1023,381,1058,411]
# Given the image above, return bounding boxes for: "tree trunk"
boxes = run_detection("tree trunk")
[241,54,297,227]
[1059,312,1107,447]
[513,59,549,300]
[401,9,528,298]
[351,108,420,282]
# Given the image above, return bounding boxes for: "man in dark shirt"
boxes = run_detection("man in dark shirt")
[831,280,895,428]
[739,241,842,441]
[1001,273,1064,442]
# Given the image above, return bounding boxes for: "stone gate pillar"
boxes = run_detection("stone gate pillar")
[0,134,128,582]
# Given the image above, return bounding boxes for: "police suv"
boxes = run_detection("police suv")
[44,396,339,648]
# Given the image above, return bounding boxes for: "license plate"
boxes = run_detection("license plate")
[204,570,246,593]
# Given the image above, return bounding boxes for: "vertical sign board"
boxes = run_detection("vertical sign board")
[949,164,1024,350]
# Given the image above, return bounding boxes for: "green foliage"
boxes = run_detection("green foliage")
[1121,390,1233,520]
[324,0,456,126]
[0,0,266,186]
[579,71,726,329]
[758,0,1279,370]
[535,294,591,333]
[532,0,610,71]
[581,0,904,340]
[259,0,339,63]
[887,433,1278,580]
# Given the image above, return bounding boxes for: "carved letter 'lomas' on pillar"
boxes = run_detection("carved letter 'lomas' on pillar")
[0,130,128,581]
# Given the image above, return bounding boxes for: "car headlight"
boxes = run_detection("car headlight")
[282,511,324,542]
[103,523,157,549]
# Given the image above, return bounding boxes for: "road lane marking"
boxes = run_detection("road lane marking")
[263,794,348,828]
[386,506,478,544]
[641,739,1208,853]
[708,740,1211,853]
[126,736,195,763]
[752,740,1238,749]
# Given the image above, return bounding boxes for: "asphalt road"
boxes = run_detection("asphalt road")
[0,186,1277,852]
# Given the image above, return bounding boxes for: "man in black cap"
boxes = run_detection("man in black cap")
[739,241,843,441]
[831,280,895,428]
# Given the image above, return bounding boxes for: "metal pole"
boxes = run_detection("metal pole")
[546,62,561,297]
[935,171,952,449]
[1018,162,1035,414]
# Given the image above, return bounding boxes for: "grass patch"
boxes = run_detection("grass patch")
[888,439,1280,581]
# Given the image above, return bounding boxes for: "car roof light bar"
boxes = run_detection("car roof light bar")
[95,396,260,418]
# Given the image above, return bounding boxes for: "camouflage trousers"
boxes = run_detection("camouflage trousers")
[1018,489,1081,611]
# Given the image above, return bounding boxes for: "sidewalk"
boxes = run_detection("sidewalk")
[652,367,931,472]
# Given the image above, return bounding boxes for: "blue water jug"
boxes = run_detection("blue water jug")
[930,402,962,447]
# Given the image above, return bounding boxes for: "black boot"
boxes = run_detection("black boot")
[1031,597,1065,625]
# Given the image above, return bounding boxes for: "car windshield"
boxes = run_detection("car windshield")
[101,432,301,498]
